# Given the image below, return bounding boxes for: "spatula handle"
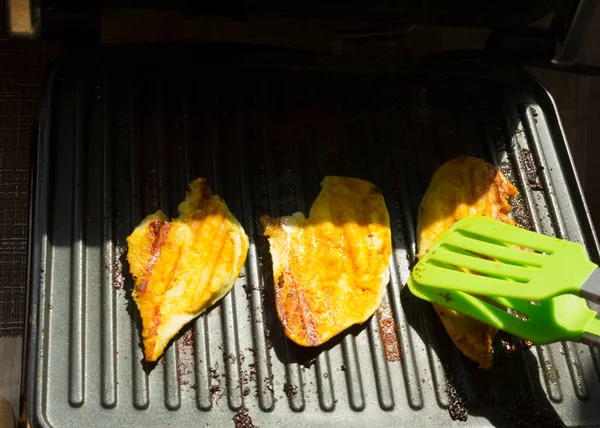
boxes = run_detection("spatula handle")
[580,268,600,305]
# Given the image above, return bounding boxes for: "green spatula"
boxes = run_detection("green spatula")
[407,215,600,345]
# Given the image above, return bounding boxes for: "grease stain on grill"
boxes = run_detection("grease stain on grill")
[376,303,402,362]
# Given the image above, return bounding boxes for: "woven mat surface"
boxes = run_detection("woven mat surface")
[0,4,61,336]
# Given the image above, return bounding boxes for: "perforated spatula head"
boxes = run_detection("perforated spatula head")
[410,216,598,302]
[407,216,600,345]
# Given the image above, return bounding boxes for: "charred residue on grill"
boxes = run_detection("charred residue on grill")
[176,327,195,386]
[520,339,534,350]
[233,407,256,428]
[504,394,563,427]
[446,374,470,422]
[242,283,256,300]
[531,107,539,123]
[498,159,534,230]
[376,303,402,362]
[511,194,533,230]
[520,148,543,191]
[113,245,126,290]
[495,333,518,365]
[240,368,252,397]
[209,366,221,394]
[283,382,298,397]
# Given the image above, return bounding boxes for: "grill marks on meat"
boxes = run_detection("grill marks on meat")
[138,221,172,293]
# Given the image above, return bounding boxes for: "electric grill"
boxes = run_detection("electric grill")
[13,1,600,426]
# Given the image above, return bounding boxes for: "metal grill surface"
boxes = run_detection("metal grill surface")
[26,49,600,427]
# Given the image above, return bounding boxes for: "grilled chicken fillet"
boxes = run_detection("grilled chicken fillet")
[127,178,249,362]
[416,156,518,369]
[261,176,392,347]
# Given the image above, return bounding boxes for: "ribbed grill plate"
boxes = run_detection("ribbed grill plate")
[27,48,600,427]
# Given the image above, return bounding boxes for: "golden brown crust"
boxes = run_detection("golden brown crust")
[262,176,392,347]
[416,156,518,369]
[127,178,249,362]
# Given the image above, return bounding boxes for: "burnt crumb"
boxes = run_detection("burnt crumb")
[496,335,517,365]
[242,283,252,299]
[239,273,246,278]
[340,365,346,372]
[209,366,221,394]
[446,377,470,422]
[265,378,274,392]
[300,357,317,369]
[179,328,195,352]
[528,179,543,191]
[531,108,539,124]
[520,339,534,349]
[223,352,236,364]
[283,382,298,397]
[505,394,562,427]
[190,383,198,390]
[233,407,256,428]
[241,369,252,396]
